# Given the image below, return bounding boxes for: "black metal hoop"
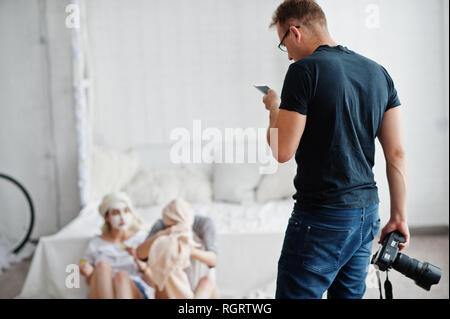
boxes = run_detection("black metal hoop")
[0,173,35,254]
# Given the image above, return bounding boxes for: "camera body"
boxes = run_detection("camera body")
[371,231,405,271]
[371,231,442,291]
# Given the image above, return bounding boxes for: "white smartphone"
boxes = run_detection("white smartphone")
[254,84,270,95]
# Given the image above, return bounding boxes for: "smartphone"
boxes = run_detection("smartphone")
[254,84,270,95]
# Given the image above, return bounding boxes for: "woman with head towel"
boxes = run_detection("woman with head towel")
[132,198,219,299]
[79,192,155,299]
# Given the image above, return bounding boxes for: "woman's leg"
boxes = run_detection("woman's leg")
[88,260,114,299]
[193,275,218,299]
[155,288,170,299]
[211,286,220,299]
[112,270,143,299]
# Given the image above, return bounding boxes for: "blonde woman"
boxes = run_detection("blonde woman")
[79,192,155,299]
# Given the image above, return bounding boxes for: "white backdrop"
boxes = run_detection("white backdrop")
[86,0,288,147]
[0,0,80,237]
[83,0,449,227]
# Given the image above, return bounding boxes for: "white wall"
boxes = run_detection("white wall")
[85,0,289,148]
[1,0,448,236]
[0,0,80,238]
[84,0,448,227]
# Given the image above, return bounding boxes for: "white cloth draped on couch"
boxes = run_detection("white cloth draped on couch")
[17,199,294,298]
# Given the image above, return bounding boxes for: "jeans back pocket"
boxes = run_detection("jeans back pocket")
[301,224,351,274]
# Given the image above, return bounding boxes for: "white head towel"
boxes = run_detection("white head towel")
[98,192,145,235]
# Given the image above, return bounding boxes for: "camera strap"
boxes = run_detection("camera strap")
[376,269,383,299]
[384,271,393,299]
[376,269,393,299]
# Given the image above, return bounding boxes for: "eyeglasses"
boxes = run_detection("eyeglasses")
[278,25,301,52]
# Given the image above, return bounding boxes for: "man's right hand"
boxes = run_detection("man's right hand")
[263,89,280,111]
[379,217,410,251]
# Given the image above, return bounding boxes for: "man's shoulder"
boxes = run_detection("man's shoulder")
[297,46,380,68]
[304,49,386,82]
[290,58,314,71]
[288,51,335,74]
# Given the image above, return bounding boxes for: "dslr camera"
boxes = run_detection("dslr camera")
[371,231,442,291]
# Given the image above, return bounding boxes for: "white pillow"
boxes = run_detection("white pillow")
[213,163,262,204]
[256,158,297,202]
[123,169,179,207]
[177,166,213,204]
[89,145,139,202]
[123,166,212,207]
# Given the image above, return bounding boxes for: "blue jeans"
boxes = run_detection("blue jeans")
[133,280,149,299]
[275,203,381,299]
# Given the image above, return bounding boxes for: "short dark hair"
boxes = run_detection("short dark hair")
[270,0,327,30]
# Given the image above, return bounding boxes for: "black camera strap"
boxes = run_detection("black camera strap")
[384,271,393,299]
[376,269,393,299]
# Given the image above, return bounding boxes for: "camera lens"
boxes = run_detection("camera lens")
[393,253,442,290]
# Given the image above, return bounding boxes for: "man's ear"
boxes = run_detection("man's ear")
[290,26,302,42]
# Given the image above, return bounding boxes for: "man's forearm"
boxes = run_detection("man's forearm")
[266,108,279,145]
[386,155,407,221]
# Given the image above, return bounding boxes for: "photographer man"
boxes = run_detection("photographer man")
[263,0,410,299]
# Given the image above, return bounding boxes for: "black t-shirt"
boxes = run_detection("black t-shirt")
[279,44,401,211]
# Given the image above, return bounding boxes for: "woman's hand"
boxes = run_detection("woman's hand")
[190,247,217,267]
[135,224,189,262]
[134,257,148,272]
[160,224,186,236]
[125,246,137,258]
[126,246,156,288]
[79,261,94,278]
[126,247,148,272]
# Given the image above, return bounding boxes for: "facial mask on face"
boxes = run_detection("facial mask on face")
[108,202,132,230]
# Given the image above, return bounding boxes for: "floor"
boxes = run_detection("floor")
[0,256,32,299]
[0,232,448,299]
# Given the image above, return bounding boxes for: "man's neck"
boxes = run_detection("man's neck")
[295,39,338,61]
[310,38,338,52]
[312,39,337,52]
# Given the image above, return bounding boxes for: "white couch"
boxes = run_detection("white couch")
[18,144,298,298]
[18,198,294,298]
